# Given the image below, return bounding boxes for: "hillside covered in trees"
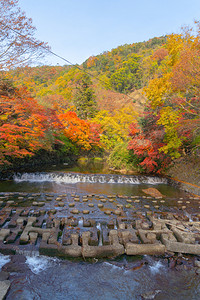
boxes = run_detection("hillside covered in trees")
[0,0,199,175]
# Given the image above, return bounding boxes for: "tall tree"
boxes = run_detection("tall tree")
[0,0,48,70]
[73,73,98,119]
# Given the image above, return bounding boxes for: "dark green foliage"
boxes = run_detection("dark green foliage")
[0,77,15,97]
[110,54,142,93]
[56,134,79,156]
[73,74,98,119]
[108,142,140,171]
[83,36,167,93]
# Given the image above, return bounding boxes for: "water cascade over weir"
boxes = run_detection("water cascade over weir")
[13,172,168,185]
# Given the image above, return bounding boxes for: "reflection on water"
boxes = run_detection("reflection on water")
[47,159,112,174]
[0,172,184,199]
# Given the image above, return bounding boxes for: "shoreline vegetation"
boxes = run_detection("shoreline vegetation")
[166,156,200,196]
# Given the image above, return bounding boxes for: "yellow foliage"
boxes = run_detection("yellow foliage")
[165,34,185,66]
[144,73,172,109]
[157,107,182,158]
[92,105,138,150]
[157,106,180,128]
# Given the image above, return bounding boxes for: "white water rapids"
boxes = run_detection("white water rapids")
[13,172,168,185]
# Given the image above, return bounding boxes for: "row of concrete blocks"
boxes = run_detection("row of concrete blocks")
[0,216,199,258]
[40,229,200,258]
[39,230,166,258]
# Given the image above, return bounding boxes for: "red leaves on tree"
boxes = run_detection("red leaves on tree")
[128,117,171,174]
[0,86,59,164]
[129,122,140,136]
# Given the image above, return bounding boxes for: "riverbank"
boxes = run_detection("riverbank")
[0,150,78,180]
[1,153,200,198]
[167,155,200,196]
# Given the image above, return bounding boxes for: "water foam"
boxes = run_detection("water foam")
[14,172,168,185]
[78,218,84,227]
[104,261,124,271]
[0,254,10,271]
[26,254,58,275]
[149,260,164,274]
[96,222,103,246]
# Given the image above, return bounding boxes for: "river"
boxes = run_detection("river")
[0,162,199,299]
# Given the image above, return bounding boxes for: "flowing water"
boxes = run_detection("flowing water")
[3,254,200,300]
[0,171,182,198]
[0,163,199,299]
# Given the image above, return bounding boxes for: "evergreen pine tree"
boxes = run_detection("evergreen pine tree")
[74,74,98,119]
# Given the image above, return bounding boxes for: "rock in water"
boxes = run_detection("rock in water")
[142,188,164,198]
[0,272,9,281]
[0,280,10,299]
[194,260,200,268]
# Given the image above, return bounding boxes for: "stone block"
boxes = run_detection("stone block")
[29,232,38,244]
[172,228,196,244]
[88,227,99,246]
[126,243,166,255]
[81,230,124,258]
[39,241,59,257]
[62,227,75,245]
[66,218,78,227]
[0,229,10,241]
[102,228,110,245]
[83,219,91,227]
[59,234,81,257]
[107,220,115,229]
[161,234,200,255]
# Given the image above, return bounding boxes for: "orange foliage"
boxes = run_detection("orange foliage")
[41,94,69,112]
[86,56,98,68]
[171,46,200,99]
[152,48,168,63]
[0,86,60,164]
[58,111,101,151]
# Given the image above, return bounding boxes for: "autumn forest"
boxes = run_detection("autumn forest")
[0,0,200,175]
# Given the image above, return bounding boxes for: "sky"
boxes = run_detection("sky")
[18,0,200,66]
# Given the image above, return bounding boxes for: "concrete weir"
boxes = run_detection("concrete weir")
[0,192,199,259]
[0,214,200,258]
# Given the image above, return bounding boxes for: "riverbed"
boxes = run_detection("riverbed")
[0,163,199,299]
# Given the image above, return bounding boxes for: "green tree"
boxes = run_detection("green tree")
[73,73,98,119]
[110,54,142,93]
